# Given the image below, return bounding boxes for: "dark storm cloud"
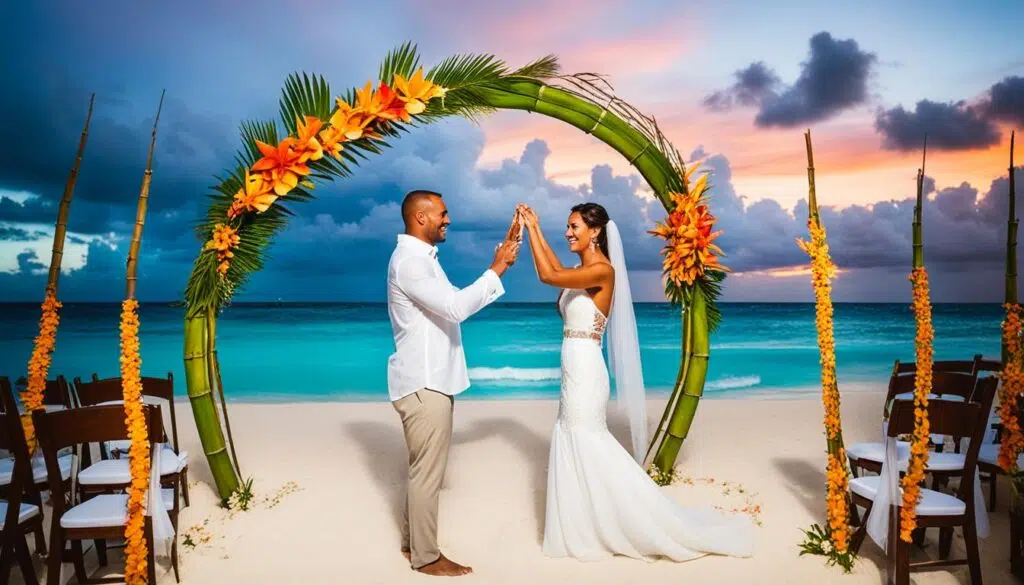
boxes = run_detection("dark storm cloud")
[874,100,1001,151]
[875,75,1023,152]
[702,32,877,128]
[985,75,1024,127]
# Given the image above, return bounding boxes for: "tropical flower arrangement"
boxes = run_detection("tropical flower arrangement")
[796,216,853,571]
[20,291,62,453]
[646,163,730,483]
[999,303,1024,472]
[899,266,934,541]
[795,132,854,572]
[649,170,728,290]
[205,68,446,275]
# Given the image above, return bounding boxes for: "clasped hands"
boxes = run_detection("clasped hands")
[490,204,540,276]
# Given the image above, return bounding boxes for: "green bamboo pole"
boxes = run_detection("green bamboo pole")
[917,139,933,270]
[1006,131,1018,364]
[648,286,709,474]
[184,311,238,500]
[185,71,714,498]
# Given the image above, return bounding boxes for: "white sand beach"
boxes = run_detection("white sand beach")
[14,391,1017,585]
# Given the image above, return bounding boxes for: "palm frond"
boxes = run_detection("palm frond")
[279,72,334,134]
[426,53,507,88]
[697,271,725,332]
[239,120,278,166]
[379,42,421,84]
[510,54,560,79]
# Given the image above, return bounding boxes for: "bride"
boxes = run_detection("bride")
[515,202,757,562]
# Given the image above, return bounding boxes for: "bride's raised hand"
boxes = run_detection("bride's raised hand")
[519,205,540,229]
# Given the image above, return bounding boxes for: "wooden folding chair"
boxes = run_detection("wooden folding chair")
[849,376,997,585]
[34,404,179,585]
[978,395,1023,512]
[75,373,190,507]
[0,377,46,585]
[849,371,980,479]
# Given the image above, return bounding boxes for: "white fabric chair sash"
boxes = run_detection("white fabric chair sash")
[866,422,989,552]
[146,442,175,558]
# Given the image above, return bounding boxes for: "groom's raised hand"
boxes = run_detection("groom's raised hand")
[490,240,519,277]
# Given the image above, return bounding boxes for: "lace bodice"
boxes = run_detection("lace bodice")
[558,288,608,341]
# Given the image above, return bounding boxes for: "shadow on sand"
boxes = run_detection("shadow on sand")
[343,415,551,543]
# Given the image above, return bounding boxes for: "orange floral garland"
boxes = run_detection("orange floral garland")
[796,219,851,554]
[899,267,933,541]
[206,223,240,276]
[119,299,151,585]
[998,303,1024,472]
[649,171,729,287]
[20,290,62,454]
[213,68,447,276]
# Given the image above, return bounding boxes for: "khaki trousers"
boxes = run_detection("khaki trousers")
[393,388,454,569]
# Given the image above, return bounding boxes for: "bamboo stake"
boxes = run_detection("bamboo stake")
[48,93,95,295]
[913,137,928,269]
[1007,131,1018,364]
[126,91,165,299]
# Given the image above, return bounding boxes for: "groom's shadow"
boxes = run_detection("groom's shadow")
[456,417,550,542]
[342,415,551,544]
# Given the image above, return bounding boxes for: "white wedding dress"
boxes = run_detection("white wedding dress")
[542,286,758,562]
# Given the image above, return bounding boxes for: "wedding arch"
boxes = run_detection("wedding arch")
[181,43,729,500]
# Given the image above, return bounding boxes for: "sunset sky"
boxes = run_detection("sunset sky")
[1,0,1022,302]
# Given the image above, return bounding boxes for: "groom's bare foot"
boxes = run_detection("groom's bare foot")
[415,554,473,576]
[401,548,411,561]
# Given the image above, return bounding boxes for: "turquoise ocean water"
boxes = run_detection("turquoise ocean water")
[0,302,1002,402]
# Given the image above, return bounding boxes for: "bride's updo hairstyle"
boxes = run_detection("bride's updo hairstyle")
[571,202,610,257]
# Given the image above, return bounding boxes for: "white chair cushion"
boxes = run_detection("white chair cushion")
[893,392,966,403]
[848,441,908,462]
[78,448,186,486]
[0,501,41,529]
[850,475,966,516]
[95,397,165,407]
[846,442,965,471]
[0,453,73,486]
[60,490,175,529]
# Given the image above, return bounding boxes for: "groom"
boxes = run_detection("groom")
[386,190,518,576]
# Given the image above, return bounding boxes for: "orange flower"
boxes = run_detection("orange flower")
[899,267,934,541]
[392,67,447,115]
[119,299,151,585]
[330,94,378,140]
[250,137,311,196]
[346,80,409,125]
[229,170,278,217]
[318,126,346,160]
[205,223,240,276]
[294,115,324,162]
[649,173,728,287]
[998,303,1024,472]
[20,291,62,454]
[796,218,851,554]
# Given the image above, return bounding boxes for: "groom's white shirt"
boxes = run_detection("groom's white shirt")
[386,234,505,402]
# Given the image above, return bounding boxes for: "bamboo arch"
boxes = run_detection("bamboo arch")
[181,44,728,500]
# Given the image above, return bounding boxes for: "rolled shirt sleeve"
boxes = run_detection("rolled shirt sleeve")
[397,256,504,323]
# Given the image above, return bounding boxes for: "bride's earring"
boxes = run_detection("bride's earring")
[588,239,596,252]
